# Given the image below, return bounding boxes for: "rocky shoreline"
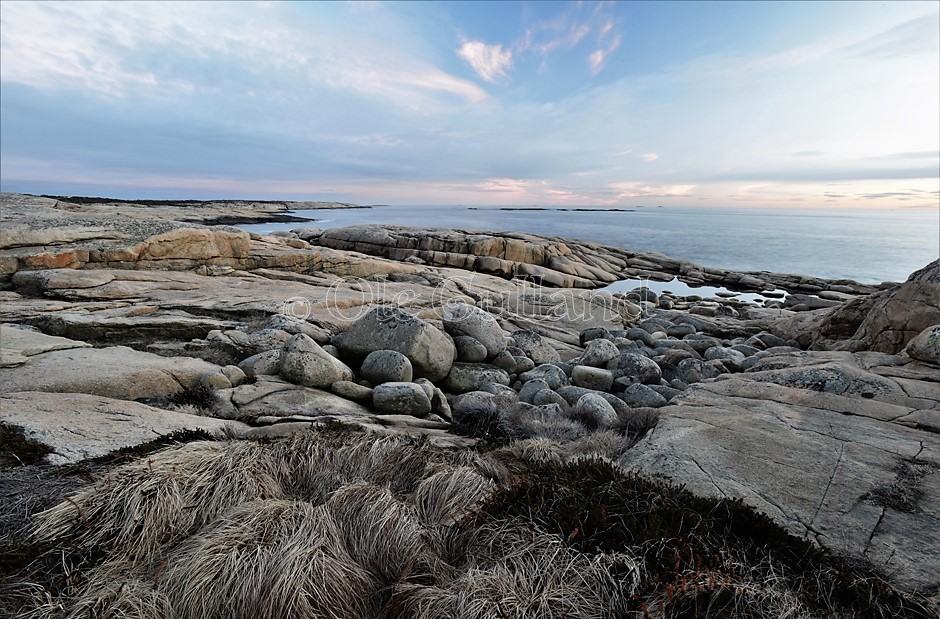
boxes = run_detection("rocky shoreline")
[1,192,938,615]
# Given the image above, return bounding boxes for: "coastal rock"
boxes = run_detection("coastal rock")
[575,393,619,429]
[0,324,91,367]
[237,350,281,379]
[278,333,353,388]
[620,383,668,408]
[332,307,456,381]
[453,336,488,363]
[626,373,940,594]
[359,350,414,385]
[775,260,940,354]
[904,325,940,365]
[372,382,432,416]
[575,338,620,368]
[570,365,614,392]
[511,329,561,365]
[608,352,662,385]
[330,380,374,404]
[0,345,219,401]
[519,364,569,390]
[442,363,511,394]
[442,302,507,357]
[217,376,372,420]
[0,391,237,465]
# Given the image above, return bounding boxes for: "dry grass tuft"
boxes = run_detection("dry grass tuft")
[159,499,377,619]
[31,441,282,560]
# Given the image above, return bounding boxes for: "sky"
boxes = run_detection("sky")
[1,1,938,208]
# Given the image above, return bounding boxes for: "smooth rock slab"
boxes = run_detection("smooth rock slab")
[625,377,940,595]
[0,391,237,465]
[0,345,220,400]
[0,324,91,367]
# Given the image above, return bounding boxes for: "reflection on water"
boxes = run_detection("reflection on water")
[602,277,784,304]
[238,205,939,285]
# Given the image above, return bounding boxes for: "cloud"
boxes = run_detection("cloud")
[608,182,695,198]
[639,153,659,162]
[457,40,512,83]
[0,2,487,110]
[844,13,940,59]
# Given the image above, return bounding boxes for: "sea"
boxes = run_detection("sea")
[240,205,940,285]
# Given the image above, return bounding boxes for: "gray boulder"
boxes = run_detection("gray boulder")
[331,380,373,404]
[512,329,561,365]
[575,393,619,429]
[442,362,511,394]
[238,350,281,379]
[576,338,620,368]
[905,324,940,365]
[571,365,614,392]
[278,334,354,388]
[608,352,662,385]
[443,302,507,357]
[676,358,724,384]
[620,383,668,408]
[533,389,568,407]
[332,307,455,381]
[454,335,489,363]
[360,350,414,385]
[519,364,569,390]
[372,382,432,416]
[519,378,551,404]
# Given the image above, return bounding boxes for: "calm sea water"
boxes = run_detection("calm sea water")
[241,206,939,285]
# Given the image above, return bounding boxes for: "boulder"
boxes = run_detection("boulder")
[217,376,373,420]
[278,333,354,388]
[570,365,614,392]
[442,302,507,357]
[576,338,620,368]
[332,307,455,381]
[905,325,940,365]
[237,350,281,379]
[519,364,569,390]
[372,382,432,417]
[519,378,551,404]
[360,349,414,384]
[442,363,511,394]
[453,336,489,363]
[575,393,619,429]
[620,383,668,408]
[331,380,374,404]
[511,329,561,365]
[608,352,662,385]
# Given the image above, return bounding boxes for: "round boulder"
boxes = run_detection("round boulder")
[608,352,662,385]
[454,336,489,363]
[905,324,940,365]
[571,365,614,392]
[442,302,508,358]
[511,330,561,365]
[278,333,353,388]
[372,382,432,416]
[360,350,414,385]
[442,363,511,394]
[575,393,619,429]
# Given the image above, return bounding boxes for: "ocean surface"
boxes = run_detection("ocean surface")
[240,205,939,285]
